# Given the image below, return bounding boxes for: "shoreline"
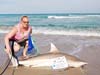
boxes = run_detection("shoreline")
[1,25,100,37]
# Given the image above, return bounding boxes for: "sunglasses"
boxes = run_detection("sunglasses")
[22,21,29,23]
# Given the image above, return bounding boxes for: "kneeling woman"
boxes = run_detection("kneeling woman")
[4,16,32,60]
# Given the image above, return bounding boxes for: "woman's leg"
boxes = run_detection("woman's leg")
[13,42,21,52]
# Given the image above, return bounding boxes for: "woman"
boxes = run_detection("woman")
[5,16,32,59]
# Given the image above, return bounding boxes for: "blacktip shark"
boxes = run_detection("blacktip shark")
[18,43,87,70]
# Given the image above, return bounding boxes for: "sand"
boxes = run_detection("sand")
[1,67,85,75]
[0,33,100,75]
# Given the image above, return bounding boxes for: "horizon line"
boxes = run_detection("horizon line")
[0,12,100,15]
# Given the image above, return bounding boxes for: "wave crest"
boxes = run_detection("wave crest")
[48,16,84,19]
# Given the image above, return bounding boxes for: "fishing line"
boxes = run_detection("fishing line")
[0,40,16,75]
[0,53,12,75]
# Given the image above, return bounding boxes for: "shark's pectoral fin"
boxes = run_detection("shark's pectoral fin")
[49,43,60,53]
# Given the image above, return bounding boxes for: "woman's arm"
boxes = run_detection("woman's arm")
[4,27,17,54]
[30,26,32,34]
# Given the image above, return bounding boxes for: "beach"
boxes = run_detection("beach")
[0,32,100,75]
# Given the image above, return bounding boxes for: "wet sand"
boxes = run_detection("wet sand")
[0,33,100,75]
[2,67,85,75]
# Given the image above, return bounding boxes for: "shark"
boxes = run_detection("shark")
[18,43,87,69]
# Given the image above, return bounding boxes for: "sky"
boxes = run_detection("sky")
[0,0,100,14]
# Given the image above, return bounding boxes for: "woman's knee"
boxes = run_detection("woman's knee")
[13,42,20,52]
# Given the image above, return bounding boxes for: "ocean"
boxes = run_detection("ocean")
[0,13,100,36]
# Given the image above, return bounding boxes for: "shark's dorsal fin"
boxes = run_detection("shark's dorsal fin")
[50,43,60,53]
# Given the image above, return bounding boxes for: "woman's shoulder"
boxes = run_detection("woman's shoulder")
[12,24,19,32]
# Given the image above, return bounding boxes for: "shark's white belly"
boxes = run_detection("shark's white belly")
[19,56,69,69]
[19,59,52,67]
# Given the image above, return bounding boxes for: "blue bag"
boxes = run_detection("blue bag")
[28,35,35,54]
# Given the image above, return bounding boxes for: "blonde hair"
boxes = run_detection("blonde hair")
[21,16,28,21]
